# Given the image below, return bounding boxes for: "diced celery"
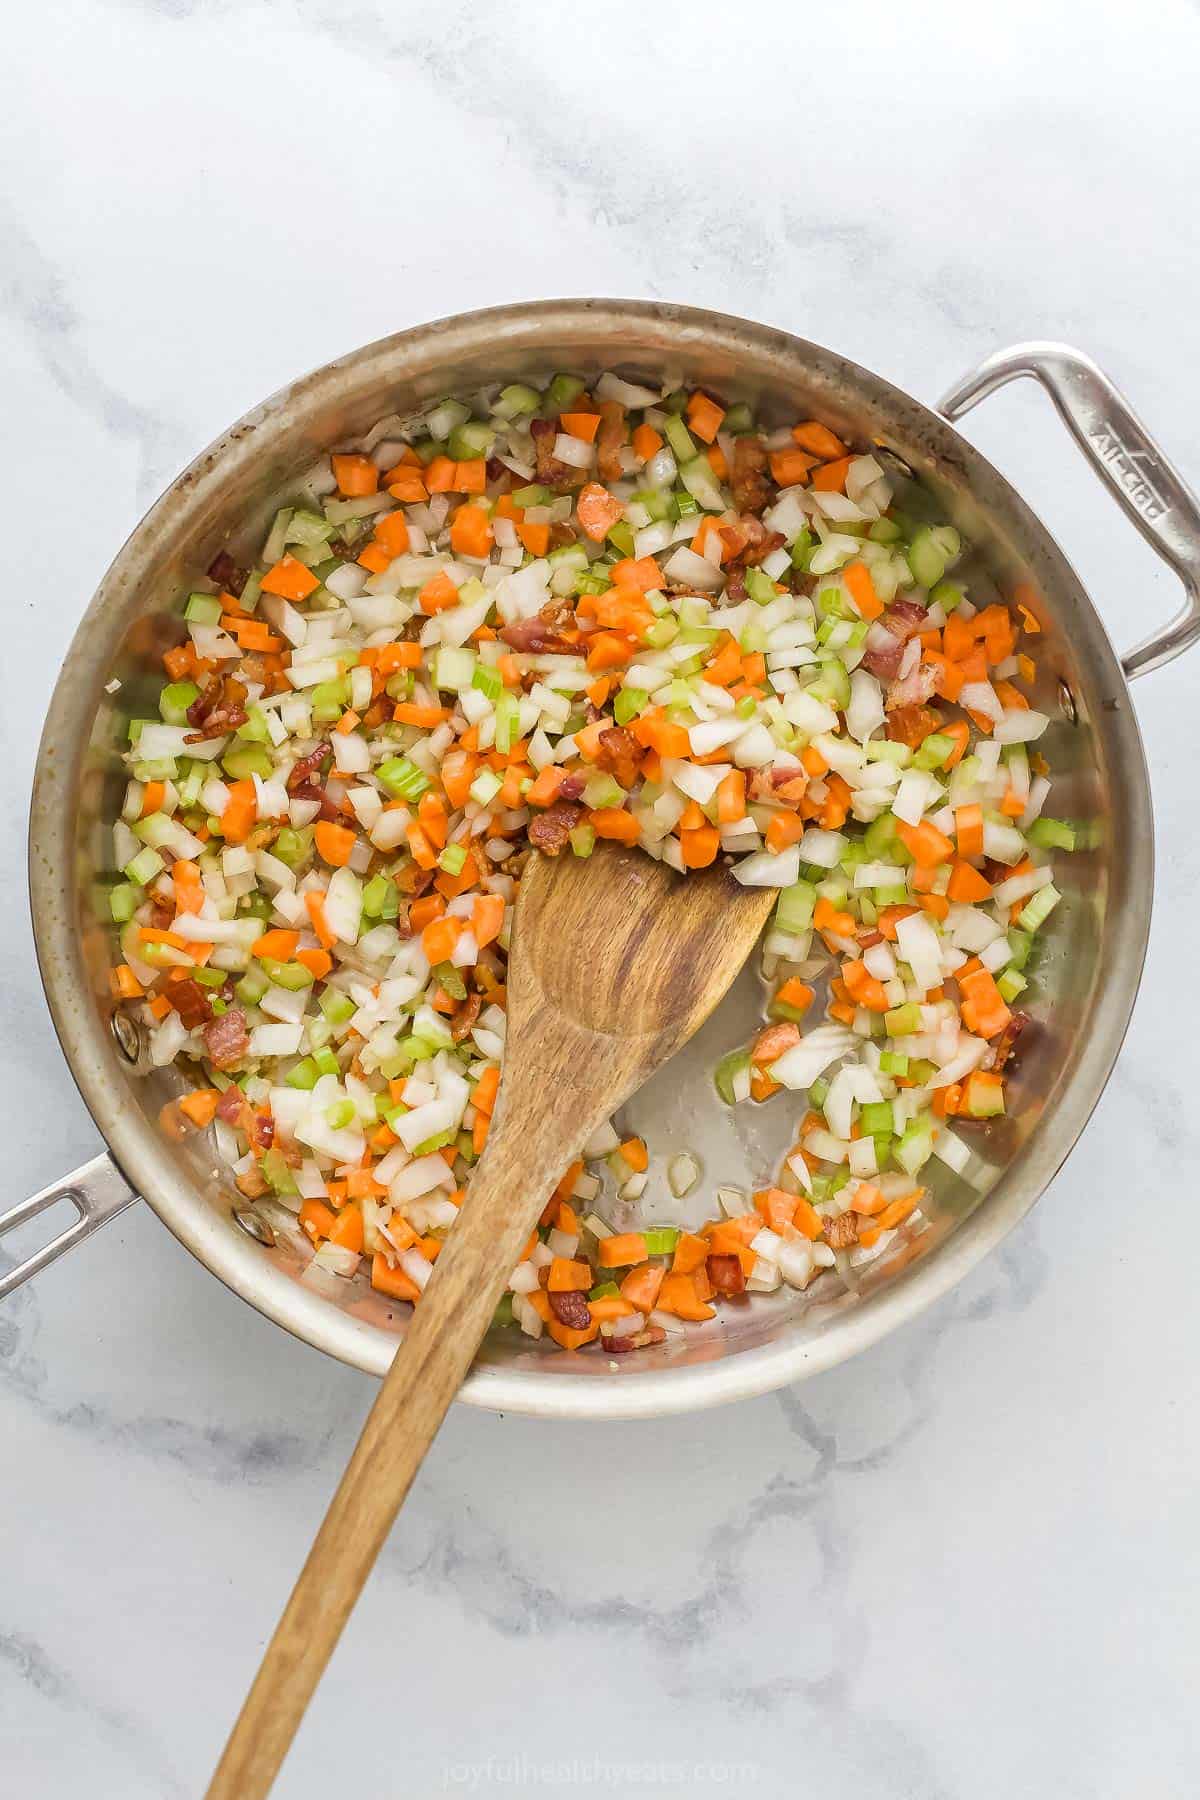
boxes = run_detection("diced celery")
[914,732,957,771]
[469,767,504,807]
[262,507,293,565]
[714,1048,751,1106]
[234,966,269,1007]
[860,1101,894,1136]
[491,1293,515,1330]
[1028,818,1076,852]
[318,988,356,1024]
[123,846,163,886]
[588,1280,622,1301]
[644,617,678,648]
[260,959,314,991]
[575,569,613,598]
[809,1077,830,1109]
[929,580,965,613]
[662,388,688,416]
[613,687,648,727]
[238,892,273,925]
[261,1147,297,1196]
[663,415,698,464]
[997,969,1027,1003]
[906,527,946,589]
[879,1050,909,1076]
[432,960,467,1000]
[678,454,725,512]
[896,1118,934,1175]
[362,874,392,918]
[569,823,596,858]
[1018,884,1061,932]
[325,1100,356,1130]
[493,691,520,754]
[447,420,495,460]
[867,517,902,544]
[378,757,430,801]
[471,663,503,703]
[272,825,313,869]
[722,402,754,434]
[744,567,779,605]
[193,966,226,988]
[313,1046,339,1078]
[643,1227,680,1255]
[669,491,699,521]
[885,1003,922,1035]
[413,439,446,466]
[286,1058,321,1090]
[222,744,274,781]
[583,773,624,811]
[493,383,541,420]
[545,374,586,412]
[963,1080,1005,1120]
[511,483,552,507]
[160,681,199,725]
[790,529,814,571]
[775,880,816,935]
[109,882,139,923]
[184,592,222,625]
[734,695,757,720]
[438,843,468,876]
[286,509,334,549]
[864,740,910,766]
[808,658,851,710]
[311,677,349,723]
[414,1127,457,1156]
[236,705,272,744]
[434,646,476,692]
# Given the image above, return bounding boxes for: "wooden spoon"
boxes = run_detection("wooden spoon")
[207,844,775,1799]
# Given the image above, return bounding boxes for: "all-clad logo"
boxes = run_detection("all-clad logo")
[1089,422,1170,521]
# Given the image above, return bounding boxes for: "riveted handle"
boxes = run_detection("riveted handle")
[0,1152,140,1299]
[939,341,1200,679]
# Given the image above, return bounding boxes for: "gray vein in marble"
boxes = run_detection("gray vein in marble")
[0,200,186,503]
[0,1631,186,1797]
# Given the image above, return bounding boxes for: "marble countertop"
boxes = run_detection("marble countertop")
[4,2,1199,1793]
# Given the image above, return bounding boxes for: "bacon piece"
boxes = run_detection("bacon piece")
[885,703,943,748]
[596,400,626,483]
[730,435,773,514]
[991,1009,1033,1072]
[603,1323,668,1354]
[286,743,330,792]
[707,1253,747,1296]
[216,1086,245,1126]
[450,992,483,1044]
[548,1288,592,1330]
[202,1007,249,1070]
[823,1211,860,1249]
[861,599,927,681]
[531,417,584,490]
[527,799,584,856]
[166,977,213,1030]
[207,550,248,597]
[498,615,576,654]
[558,772,586,802]
[184,672,249,741]
[724,514,785,573]
[595,725,640,788]
[249,1112,275,1151]
[886,659,939,712]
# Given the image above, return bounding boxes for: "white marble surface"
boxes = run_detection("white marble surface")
[3,2,1199,1793]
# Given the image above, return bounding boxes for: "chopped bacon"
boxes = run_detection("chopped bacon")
[531,417,584,490]
[731,435,773,514]
[286,743,331,793]
[724,515,785,574]
[207,550,248,597]
[823,1211,860,1249]
[861,599,927,681]
[485,455,512,488]
[706,1253,746,1296]
[991,1009,1033,1072]
[603,1323,668,1354]
[498,614,576,654]
[450,992,483,1044]
[216,1086,245,1126]
[548,1288,592,1330]
[595,725,640,788]
[249,1112,275,1151]
[527,799,584,855]
[166,977,213,1030]
[886,657,939,712]
[720,568,748,606]
[184,672,249,741]
[596,400,626,484]
[558,772,586,802]
[202,1007,249,1070]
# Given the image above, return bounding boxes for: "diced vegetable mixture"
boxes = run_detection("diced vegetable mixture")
[108,369,1072,1354]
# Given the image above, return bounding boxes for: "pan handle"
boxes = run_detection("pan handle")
[939,341,1200,680]
[0,1152,140,1300]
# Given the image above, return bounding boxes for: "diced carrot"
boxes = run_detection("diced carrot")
[371,1253,420,1302]
[707,443,728,481]
[671,1232,708,1275]
[331,453,378,497]
[754,1188,797,1232]
[631,423,663,461]
[954,803,984,860]
[261,555,319,601]
[252,928,299,961]
[547,1317,601,1351]
[393,702,450,728]
[419,569,459,614]
[811,454,853,493]
[305,891,336,950]
[219,779,257,845]
[450,503,493,559]
[516,519,550,556]
[471,894,505,949]
[842,959,890,1012]
[570,480,622,543]
[590,807,641,843]
[715,768,746,823]
[421,916,461,965]
[958,967,1012,1041]
[750,1067,782,1102]
[328,1205,364,1253]
[705,634,742,687]
[296,947,333,979]
[680,824,720,868]
[791,420,847,460]
[547,1257,593,1292]
[895,818,954,867]
[372,511,411,558]
[454,459,487,495]
[585,631,635,673]
[751,1022,801,1066]
[765,811,806,853]
[314,821,356,867]
[409,894,445,934]
[843,560,883,621]
[655,1272,715,1322]
[686,391,726,443]
[179,1088,220,1127]
[299,1199,336,1244]
[424,454,457,493]
[619,1263,665,1311]
[814,894,855,938]
[109,963,145,1000]
[769,447,816,487]
[609,555,663,594]
[473,1065,500,1116]
[918,893,950,921]
[357,541,392,575]
[792,1196,824,1241]
[775,977,814,1015]
[598,1232,649,1268]
[559,410,600,442]
[386,471,429,504]
[946,861,993,903]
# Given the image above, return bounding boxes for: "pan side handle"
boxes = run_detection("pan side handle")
[940,341,1200,680]
[0,1153,140,1300]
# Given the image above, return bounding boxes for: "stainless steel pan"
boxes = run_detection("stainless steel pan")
[8,303,1199,1417]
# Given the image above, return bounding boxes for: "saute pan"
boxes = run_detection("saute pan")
[7,302,1198,1417]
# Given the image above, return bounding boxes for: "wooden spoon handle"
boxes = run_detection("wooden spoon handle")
[206,1052,601,1799]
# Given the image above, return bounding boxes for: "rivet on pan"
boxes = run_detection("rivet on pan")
[110,1010,141,1063]
[233,1208,276,1249]
[1058,679,1077,724]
